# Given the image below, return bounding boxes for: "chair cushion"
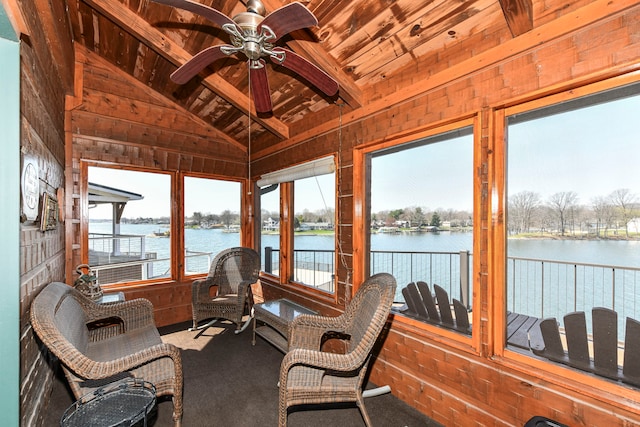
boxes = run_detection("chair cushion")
[87,324,162,362]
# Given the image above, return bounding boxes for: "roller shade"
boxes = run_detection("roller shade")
[256,156,335,187]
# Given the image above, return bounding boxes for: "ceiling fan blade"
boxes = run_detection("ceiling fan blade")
[249,62,272,113]
[271,48,339,97]
[258,2,318,42]
[152,0,240,32]
[170,45,233,84]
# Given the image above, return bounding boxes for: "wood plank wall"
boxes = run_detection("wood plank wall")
[17,0,71,425]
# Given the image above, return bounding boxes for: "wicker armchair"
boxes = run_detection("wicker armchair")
[278,272,397,427]
[30,282,183,426]
[190,247,260,333]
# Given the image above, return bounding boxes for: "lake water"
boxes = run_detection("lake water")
[90,223,640,337]
[89,222,640,269]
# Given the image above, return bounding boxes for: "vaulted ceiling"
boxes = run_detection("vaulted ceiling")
[63,0,551,158]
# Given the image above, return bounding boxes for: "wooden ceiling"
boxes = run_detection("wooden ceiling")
[64,0,542,158]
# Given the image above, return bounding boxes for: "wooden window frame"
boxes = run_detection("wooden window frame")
[490,70,640,402]
[261,160,339,305]
[353,115,482,355]
[80,162,247,288]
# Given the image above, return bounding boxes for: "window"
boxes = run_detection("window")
[260,184,280,275]
[184,176,241,275]
[292,173,335,292]
[257,156,336,293]
[368,125,475,336]
[86,167,243,285]
[88,167,171,285]
[505,82,640,358]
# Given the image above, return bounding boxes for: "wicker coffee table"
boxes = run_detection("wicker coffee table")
[252,298,317,352]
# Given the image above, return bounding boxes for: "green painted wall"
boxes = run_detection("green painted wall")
[0,5,20,426]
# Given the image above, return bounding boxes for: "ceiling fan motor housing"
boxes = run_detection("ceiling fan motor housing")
[231,12,274,60]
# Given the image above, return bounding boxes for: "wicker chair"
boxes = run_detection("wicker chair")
[278,272,397,427]
[30,282,183,426]
[190,247,260,333]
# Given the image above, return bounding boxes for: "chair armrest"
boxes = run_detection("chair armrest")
[192,276,218,302]
[74,342,182,380]
[83,298,155,332]
[279,347,365,388]
[288,313,347,350]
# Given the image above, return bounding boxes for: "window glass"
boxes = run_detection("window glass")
[184,176,241,275]
[506,83,640,354]
[260,184,280,275]
[88,167,171,285]
[369,126,474,335]
[292,173,336,293]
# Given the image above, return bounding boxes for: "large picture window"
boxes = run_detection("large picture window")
[505,82,640,377]
[368,125,475,336]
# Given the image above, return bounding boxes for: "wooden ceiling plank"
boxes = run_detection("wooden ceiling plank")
[328,0,446,59]
[498,0,534,37]
[339,0,493,79]
[81,0,289,139]
[353,2,502,84]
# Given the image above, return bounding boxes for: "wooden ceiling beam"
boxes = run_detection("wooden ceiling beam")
[259,0,362,109]
[23,0,75,92]
[498,0,533,37]
[82,0,289,139]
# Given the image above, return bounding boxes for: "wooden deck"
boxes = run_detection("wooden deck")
[506,312,544,351]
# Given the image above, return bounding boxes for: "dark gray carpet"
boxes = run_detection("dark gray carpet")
[44,320,442,426]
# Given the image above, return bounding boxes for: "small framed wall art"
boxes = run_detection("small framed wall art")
[40,192,58,232]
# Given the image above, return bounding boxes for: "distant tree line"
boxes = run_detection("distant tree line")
[508,188,639,237]
[262,206,472,230]
[261,207,336,225]
[186,210,239,229]
[370,206,472,229]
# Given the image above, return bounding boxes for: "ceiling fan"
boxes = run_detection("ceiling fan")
[153,0,339,113]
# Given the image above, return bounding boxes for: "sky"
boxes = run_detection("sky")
[89,86,639,220]
[371,131,473,212]
[507,93,639,203]
[88,167,334,219]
